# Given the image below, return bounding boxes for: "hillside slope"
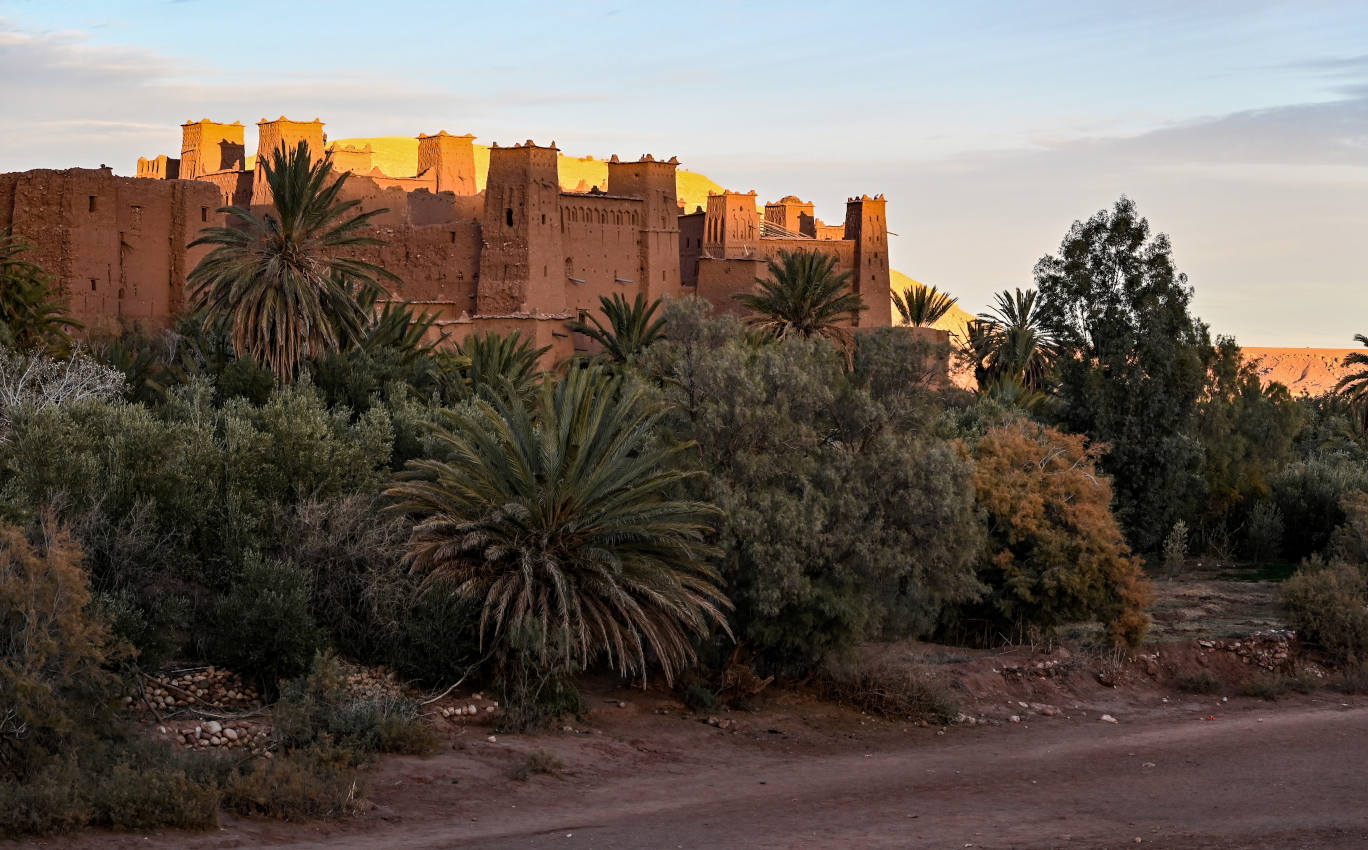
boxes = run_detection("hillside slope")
[1241,347,1354,396]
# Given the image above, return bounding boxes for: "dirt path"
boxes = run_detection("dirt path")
[34,697,1368,850]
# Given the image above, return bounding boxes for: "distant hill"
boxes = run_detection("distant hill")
[1241,347,1355,396]
[249,136,728,212]
[888,270,976,341]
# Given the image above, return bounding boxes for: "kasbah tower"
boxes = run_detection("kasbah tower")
[0,115,912,358]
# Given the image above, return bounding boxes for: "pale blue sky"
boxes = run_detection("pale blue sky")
[1,1,1365,345]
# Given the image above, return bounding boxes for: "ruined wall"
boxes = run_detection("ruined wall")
[0,169,222,333]
[328,144,374,175]
[136,155,180,180]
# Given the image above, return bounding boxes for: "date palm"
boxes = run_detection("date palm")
[0,230,81,352]
[446,330,549,404]
[1335,333,1368,431]
[892,281,957,327]
[567,292,666,363]
[387,366,730,682]
[734,249,865,343]
[187,141,395,382]
[970,288,1057,392]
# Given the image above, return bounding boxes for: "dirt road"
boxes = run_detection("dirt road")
[40,697,1368,850]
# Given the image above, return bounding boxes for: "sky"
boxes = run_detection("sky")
[1,0,1365,346]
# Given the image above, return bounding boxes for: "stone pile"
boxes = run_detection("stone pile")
[130,667,261,714]
[344,666,409,701]
[157,719,271,756]
[1196,629,1296,671]
[439,693,498,719]
[995,657,1069,680]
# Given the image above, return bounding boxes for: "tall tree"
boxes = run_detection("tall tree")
[1034,197,1213,552]
[734,249,865,343]
[892,282,957,327]
[0,230,81,352]
[386,366,730,683]
[566,292,666,364]
[187,142,395,382]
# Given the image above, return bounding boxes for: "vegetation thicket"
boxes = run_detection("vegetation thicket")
[6,167,1368,839]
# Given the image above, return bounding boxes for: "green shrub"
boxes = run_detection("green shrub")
[815,661,958,724]
[0,740,228,838]
[1282,558,1368,664]
[90,760,220,831]
[221,744,364,820]
[273,653,435,756]
[1330,490,1368,566]
[211,553,322,692]
[639,303,982,675]
[1244,501,1285,566]
[1162,520,1189,574]
[510,748,564,781]
[0,759,91,837]
[1272,452,1368,559]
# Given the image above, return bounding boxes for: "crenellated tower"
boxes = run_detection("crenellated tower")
[606,154,680,301]
[253,117,325,205]
[477,140,565,315]
[843,194,891,327]
[179,119,245,180]
[417,131,477,195]
[702,190,760,260]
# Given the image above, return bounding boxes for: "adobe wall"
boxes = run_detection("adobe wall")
[559,193,646,313]
[478,143,566,315]
[136,155,180,180]
[678,210,705,289]
[0,168,222,333]
[198,169,253,208]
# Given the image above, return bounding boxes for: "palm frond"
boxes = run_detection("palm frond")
[892,282,957,327]
[186,141,399,381]
[386,366,732,682]
[733,249,865,344]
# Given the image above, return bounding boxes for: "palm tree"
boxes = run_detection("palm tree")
[354,283,443,364]
[734,249,865,343]
[566,293,666,363]
[892,281,957,327]
[969,288,1058,392]
[386,366,731,682]
[446,330,549,403]
[0,230,81,351]
[187,141,396,382]
[1336,333,1368,431]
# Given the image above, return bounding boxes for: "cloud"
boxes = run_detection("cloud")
[0,20,620,172]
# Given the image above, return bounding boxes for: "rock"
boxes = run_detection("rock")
[205,720,223,735]
[487,735,497,743]
[1009,715,1021,723]
[224,728,239,741]
[1100,714,1118,724]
